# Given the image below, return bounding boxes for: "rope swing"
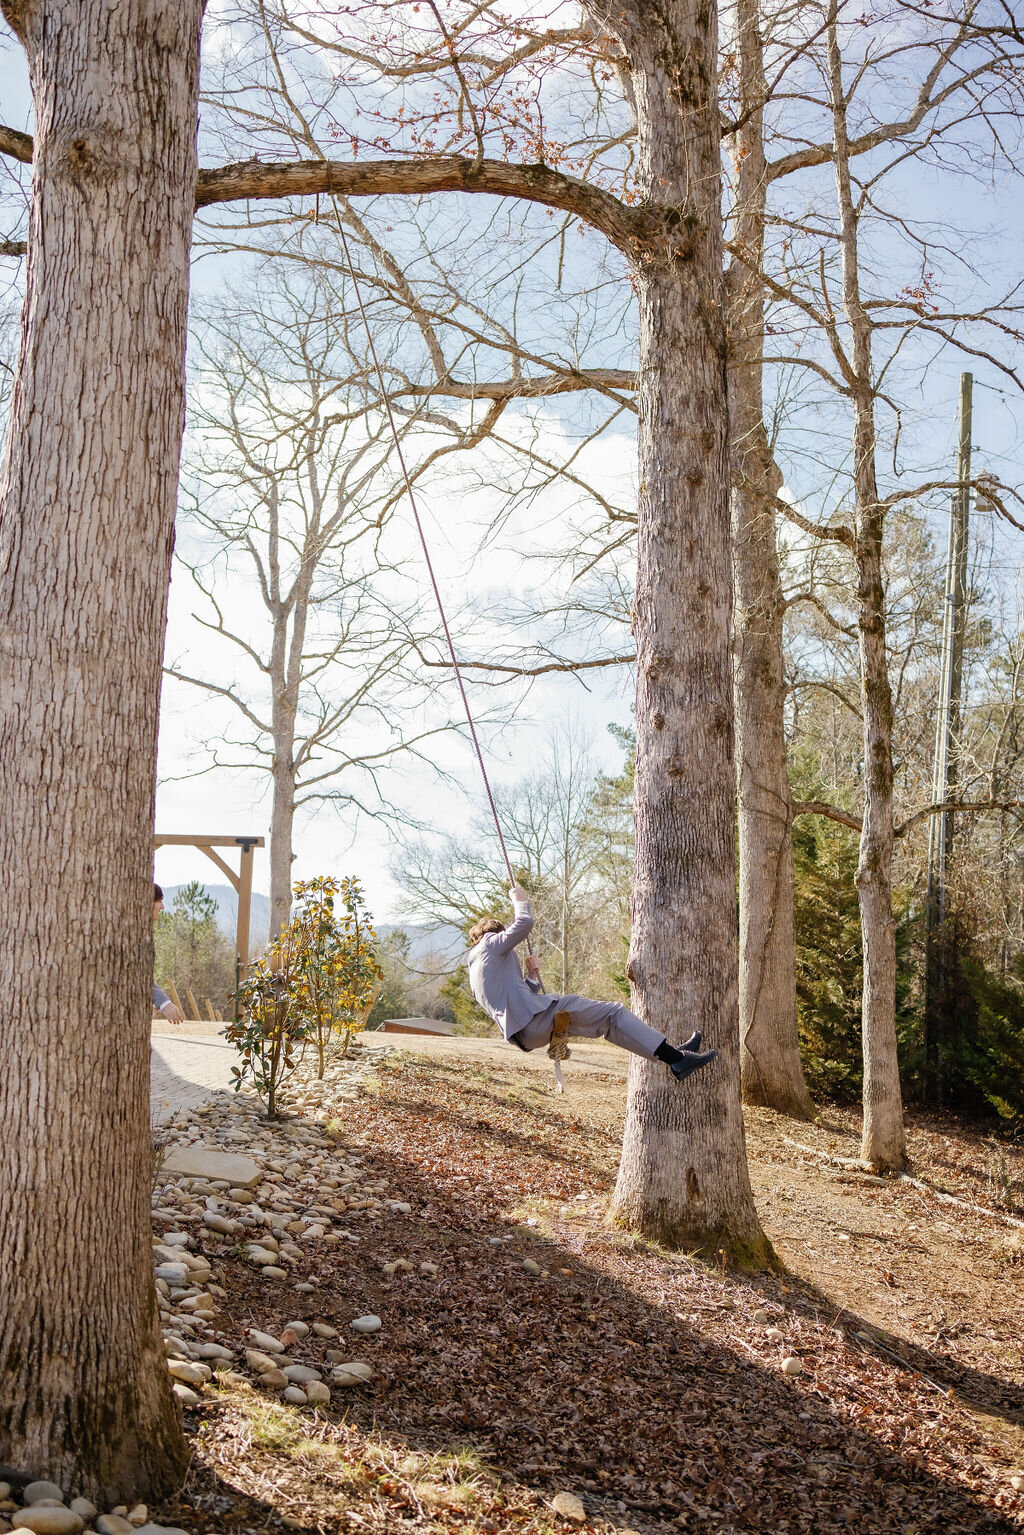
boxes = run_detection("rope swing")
[335,218,516,883]
[334,214,571,1085]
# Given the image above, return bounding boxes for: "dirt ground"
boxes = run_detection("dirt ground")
[368,1037,1024,1434]
[159,1034,1024,1535]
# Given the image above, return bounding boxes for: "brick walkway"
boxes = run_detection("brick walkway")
[150,1029,237,1121]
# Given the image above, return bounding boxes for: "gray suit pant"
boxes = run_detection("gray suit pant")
[511,995,665,1060]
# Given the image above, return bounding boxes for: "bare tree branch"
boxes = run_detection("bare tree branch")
[792,800,863,833]
[195,155,648,255]
[397,367,637,401]
[895,799,1024,838]
[414,646,636,679]
[0,124,31,164]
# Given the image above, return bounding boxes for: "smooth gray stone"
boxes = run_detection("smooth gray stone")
[95,1517,134,1535]
[22,1484,64,1506]
[162,1146,260,1186]
[11,1510,84,1535]
[154,1264,189,1285]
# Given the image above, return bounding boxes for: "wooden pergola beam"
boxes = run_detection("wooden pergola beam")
[153,834,264,973]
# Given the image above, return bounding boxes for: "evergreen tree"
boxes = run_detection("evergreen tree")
[366,930,413,1027]
[792,813,864,1100]
[792,767,917,1101]
[154,881,235,1017]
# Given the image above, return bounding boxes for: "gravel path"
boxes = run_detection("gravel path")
[151,1029,237,1121]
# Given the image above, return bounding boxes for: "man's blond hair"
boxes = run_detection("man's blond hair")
[468,916,505,946]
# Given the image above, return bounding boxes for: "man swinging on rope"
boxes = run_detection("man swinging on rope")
[468,886,717,1082]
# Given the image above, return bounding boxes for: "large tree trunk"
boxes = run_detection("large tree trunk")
[597,0,773,1266]
[733,472,813,1119]
[826,6,906,1171]
[0,0,200,1498]
[727,0,815,1121]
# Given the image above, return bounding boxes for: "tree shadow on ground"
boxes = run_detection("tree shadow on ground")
[379,1075,621,1186]
[149,1040,237,1126]
[161,1064,1024,1535]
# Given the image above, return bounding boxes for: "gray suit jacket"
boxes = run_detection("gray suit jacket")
[468,900,550,1041]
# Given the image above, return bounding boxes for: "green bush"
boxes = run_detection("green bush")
[291,876,383,1076]
[224,923,309,1117]
[792,813,864,1100]
[955,960,1024,1125]
[224,873,382,1112]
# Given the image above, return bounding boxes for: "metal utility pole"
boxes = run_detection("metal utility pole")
[924,371,972,1102]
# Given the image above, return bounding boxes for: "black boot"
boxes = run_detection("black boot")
[668,1048,717,1082]
[653,1032,702,1058]
[655,1037,709,1070]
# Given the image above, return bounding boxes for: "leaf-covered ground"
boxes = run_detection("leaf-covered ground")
[158,1038,1024,1535]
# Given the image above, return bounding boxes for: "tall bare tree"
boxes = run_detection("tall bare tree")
[193,0,771,1260]
[0,0,196,1496]
[725,0,815,1119]
[170,267,491,939]
[1,0,780,1291]
[744,0,1024,1166]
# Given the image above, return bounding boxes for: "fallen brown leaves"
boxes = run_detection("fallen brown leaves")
[161,1048,1024,1535]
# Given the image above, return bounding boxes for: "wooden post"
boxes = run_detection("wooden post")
[152,833,264,996]
[185,987,201,1023]
[235,837,256,977]
[166,980,185,1016]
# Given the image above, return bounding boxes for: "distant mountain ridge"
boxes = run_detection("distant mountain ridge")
[162,883,271,948]
[162,883,462,960]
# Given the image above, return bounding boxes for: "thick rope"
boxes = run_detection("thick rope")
[334,213,567,1082]
[548,1009,572,1093]
[334,216,517,891]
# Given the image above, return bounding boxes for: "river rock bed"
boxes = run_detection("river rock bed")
[1,1042,411,1535]
[152,1044,401,1413]
[0,1478,189,1535]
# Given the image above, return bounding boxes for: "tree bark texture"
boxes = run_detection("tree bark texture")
[596,0,773,1266]
[727,0,814,1122]
[826,8,906,1171]
[0,0,200,1497]
[855,504,906,1171]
